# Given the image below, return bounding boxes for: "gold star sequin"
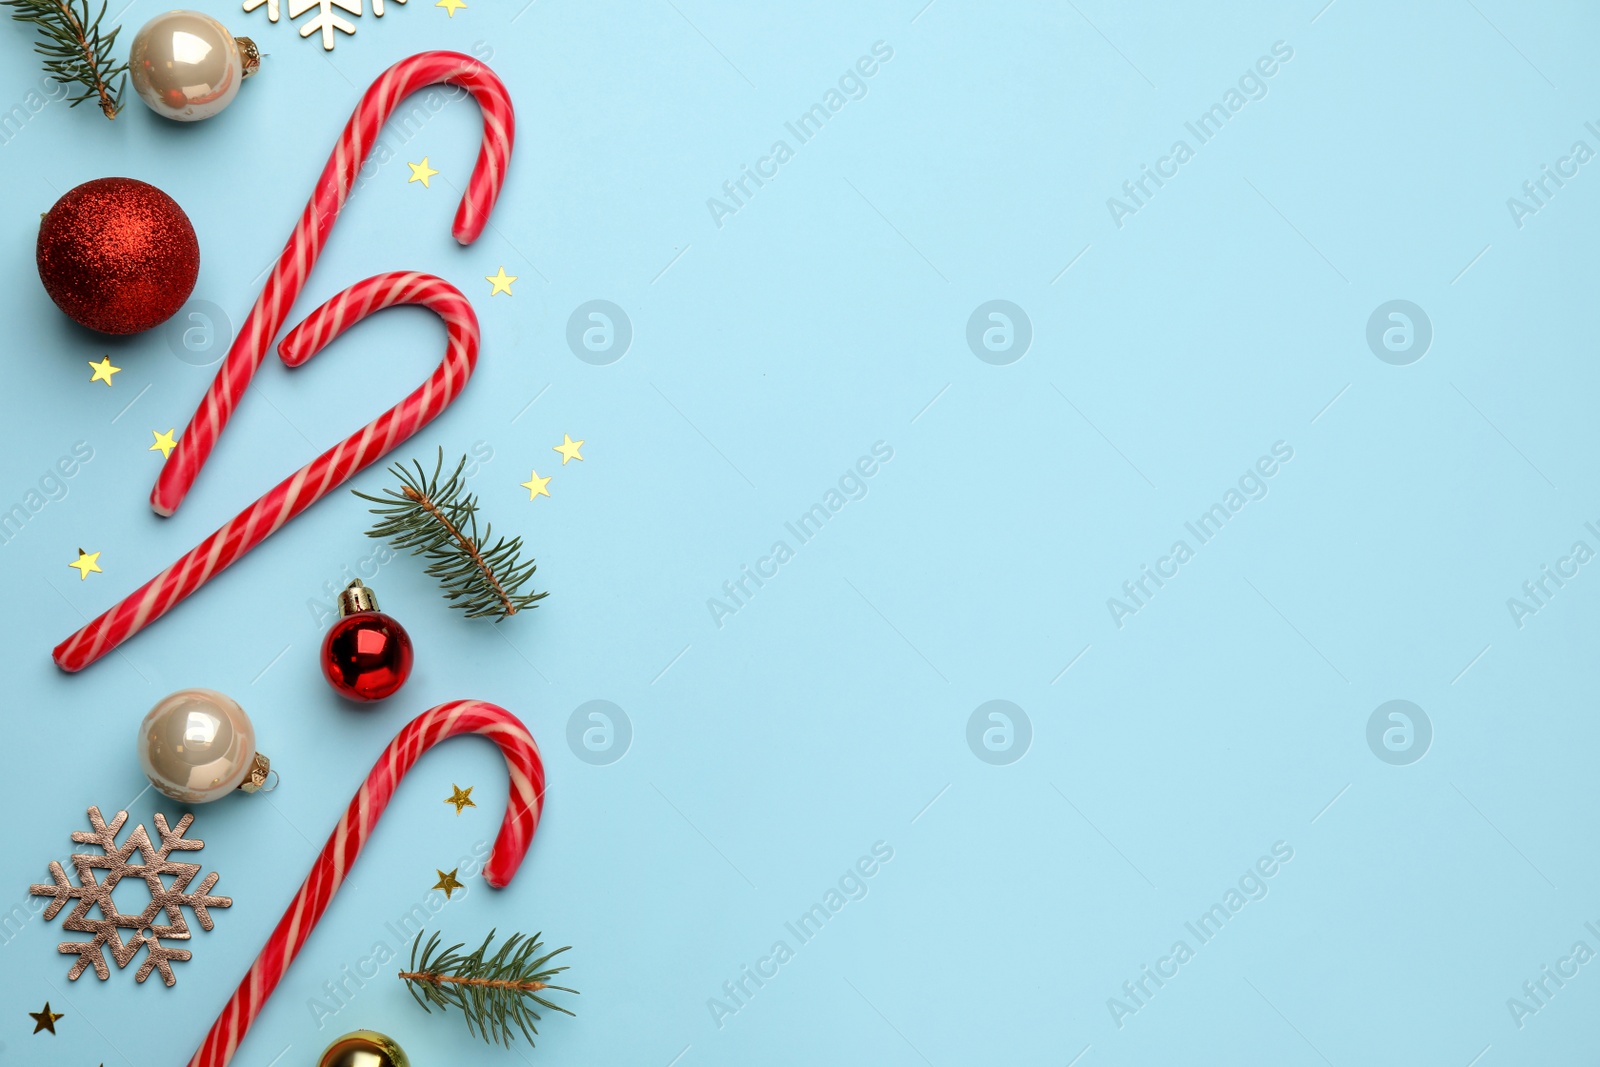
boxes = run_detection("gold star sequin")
[69,548,102,581]
[485,266,517,296]
[437,0,467,15]
[29,1002,63,1035]
[433,868,465,899]
[520,470,552,500]
[88,356,120,386]
[552,434,584,465]
[407,157,440,188]
[445,784,476,815]
[150,428,177,459]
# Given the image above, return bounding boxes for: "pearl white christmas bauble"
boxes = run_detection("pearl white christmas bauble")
[138,689,267,803]
[129,11,260,122]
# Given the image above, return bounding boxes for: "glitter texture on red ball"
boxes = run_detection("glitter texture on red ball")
[36,177,199,335]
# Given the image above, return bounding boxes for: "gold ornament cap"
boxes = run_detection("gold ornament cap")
[318,1030,410,1067]
[237,751,275,794]
[236,37,261,78]
[336,579,379,617]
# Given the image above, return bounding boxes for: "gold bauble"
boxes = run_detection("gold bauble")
[316,1030,411,1067]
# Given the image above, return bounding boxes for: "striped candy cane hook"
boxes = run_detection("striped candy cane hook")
[152,50,514,518]
[188,701,546,1067]
[53,273,478,672]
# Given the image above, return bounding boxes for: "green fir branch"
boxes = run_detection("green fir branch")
[352,449,547,620]
[399,929,577,1047]
[2,0,126,118]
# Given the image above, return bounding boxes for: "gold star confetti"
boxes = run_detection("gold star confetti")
[150,428,177,459]
[433,868,465,899]
[407,157,440,188]
[552,434,584,465]
[520,470,552,500]
[29,1002,63,1035]
[436,0,467,15]
[485,266,517,296]
[69,548,102,581]
[444,784,476,815]
[88,356,120,386]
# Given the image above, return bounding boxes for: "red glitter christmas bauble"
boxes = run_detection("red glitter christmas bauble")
[36,177,199,335]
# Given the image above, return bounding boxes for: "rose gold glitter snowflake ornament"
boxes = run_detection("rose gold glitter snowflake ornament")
[29,807,232,987]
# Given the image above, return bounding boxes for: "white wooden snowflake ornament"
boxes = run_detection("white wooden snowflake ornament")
[242,0,407,50]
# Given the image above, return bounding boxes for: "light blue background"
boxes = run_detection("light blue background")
[1,1,1597,1064]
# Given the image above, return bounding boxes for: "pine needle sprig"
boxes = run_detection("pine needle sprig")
[352,449,547,620]
[399,929,577,1047]
[2,0,127,118]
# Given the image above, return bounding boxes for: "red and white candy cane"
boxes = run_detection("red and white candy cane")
[152,50,514,518]
[189,700,546,1067]
[52,273,477,672]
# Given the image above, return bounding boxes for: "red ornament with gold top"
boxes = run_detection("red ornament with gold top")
[320,580,414,702]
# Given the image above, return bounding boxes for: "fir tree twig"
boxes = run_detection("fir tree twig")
[352,449,547,620]
[399,929,577,1047]
[2,0,127,118]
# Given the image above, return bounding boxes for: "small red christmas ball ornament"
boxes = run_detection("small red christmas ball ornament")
[320,580,413,702]
[37,177,200,335]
